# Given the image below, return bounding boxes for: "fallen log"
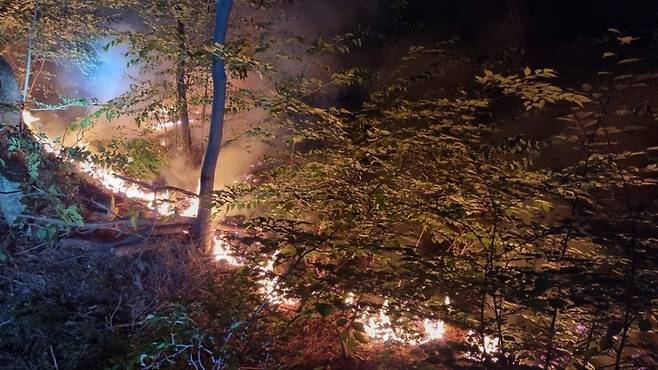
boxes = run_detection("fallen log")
[17,214,193,231]
[59,238,128,255]
[58,237,162,257]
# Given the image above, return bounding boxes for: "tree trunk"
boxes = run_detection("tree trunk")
[175,19,194,163]
[195,0,233,253]
[167,1,195,163]
[19,0,39,131]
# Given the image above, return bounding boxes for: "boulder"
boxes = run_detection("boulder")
[0,175,23,225]
[0,56,20,127]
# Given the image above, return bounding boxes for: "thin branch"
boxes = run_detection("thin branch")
[114,174,199,198]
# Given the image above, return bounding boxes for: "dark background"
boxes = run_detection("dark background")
[339,0,658,45]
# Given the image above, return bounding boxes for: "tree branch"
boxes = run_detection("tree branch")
[114,174,199,198]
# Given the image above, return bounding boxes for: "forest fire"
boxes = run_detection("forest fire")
[361,305,446,343]
[24,109,442,344]
[5,1,657,368]
[214,237,447,342]
[23,110,179,215]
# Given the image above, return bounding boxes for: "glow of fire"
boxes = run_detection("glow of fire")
[467,330,500,355]
[212,236,240,265]
[423,318,446,341]
[22,110,456,346]
[358,300,446,344]
[259,254,297,305]
[181,183,200,217]
[214,233,446,343]
[149,106,196,133]
[151,120,178,132]
[22,111,173,215]
[211,237,297,305]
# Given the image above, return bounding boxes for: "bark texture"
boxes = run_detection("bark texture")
[195,0,234,253]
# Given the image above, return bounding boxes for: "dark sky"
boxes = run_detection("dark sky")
[330,0,658,47]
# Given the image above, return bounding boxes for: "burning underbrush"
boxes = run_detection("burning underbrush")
[0,119,479,370]
[0,224,469,370]
[0,107,525,370]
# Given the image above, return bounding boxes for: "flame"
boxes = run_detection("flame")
[181,183,200,217]
[23,111,173,215]
[211,237,297,305]
[423,318,446,341]
[212,235,240,265]
[259,253,298,305]
[359,300,446,343]
[23,109,451,346]
[466,330,500,357]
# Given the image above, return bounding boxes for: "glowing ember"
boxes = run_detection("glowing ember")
[467,330,500,356]
[212,235,240,265]
[22,110,450,346]
[359,300,446,343]
[422,318,446,341]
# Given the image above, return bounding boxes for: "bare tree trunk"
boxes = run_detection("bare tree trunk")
[200,0,213,124]
[174,19,194,163]
[19,0,39,131]
[168,1,194,163]
[195,0,234,253]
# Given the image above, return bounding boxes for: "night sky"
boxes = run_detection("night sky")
[345,0,658,45]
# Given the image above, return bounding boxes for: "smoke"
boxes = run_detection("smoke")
[30,1,382,197]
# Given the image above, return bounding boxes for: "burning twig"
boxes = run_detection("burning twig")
[113,174,199,198]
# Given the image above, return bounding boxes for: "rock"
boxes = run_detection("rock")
[0,57,20,127]
[0,175,24,225]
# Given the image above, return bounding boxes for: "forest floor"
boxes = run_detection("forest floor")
[0,230,477,370]
[0,128,536,370]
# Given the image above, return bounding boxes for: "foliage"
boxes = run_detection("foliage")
[95,137,169,180]
[122,267,272,370]
[2,0,657,368]
[3,130,83,239]
[213,33,658,369]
